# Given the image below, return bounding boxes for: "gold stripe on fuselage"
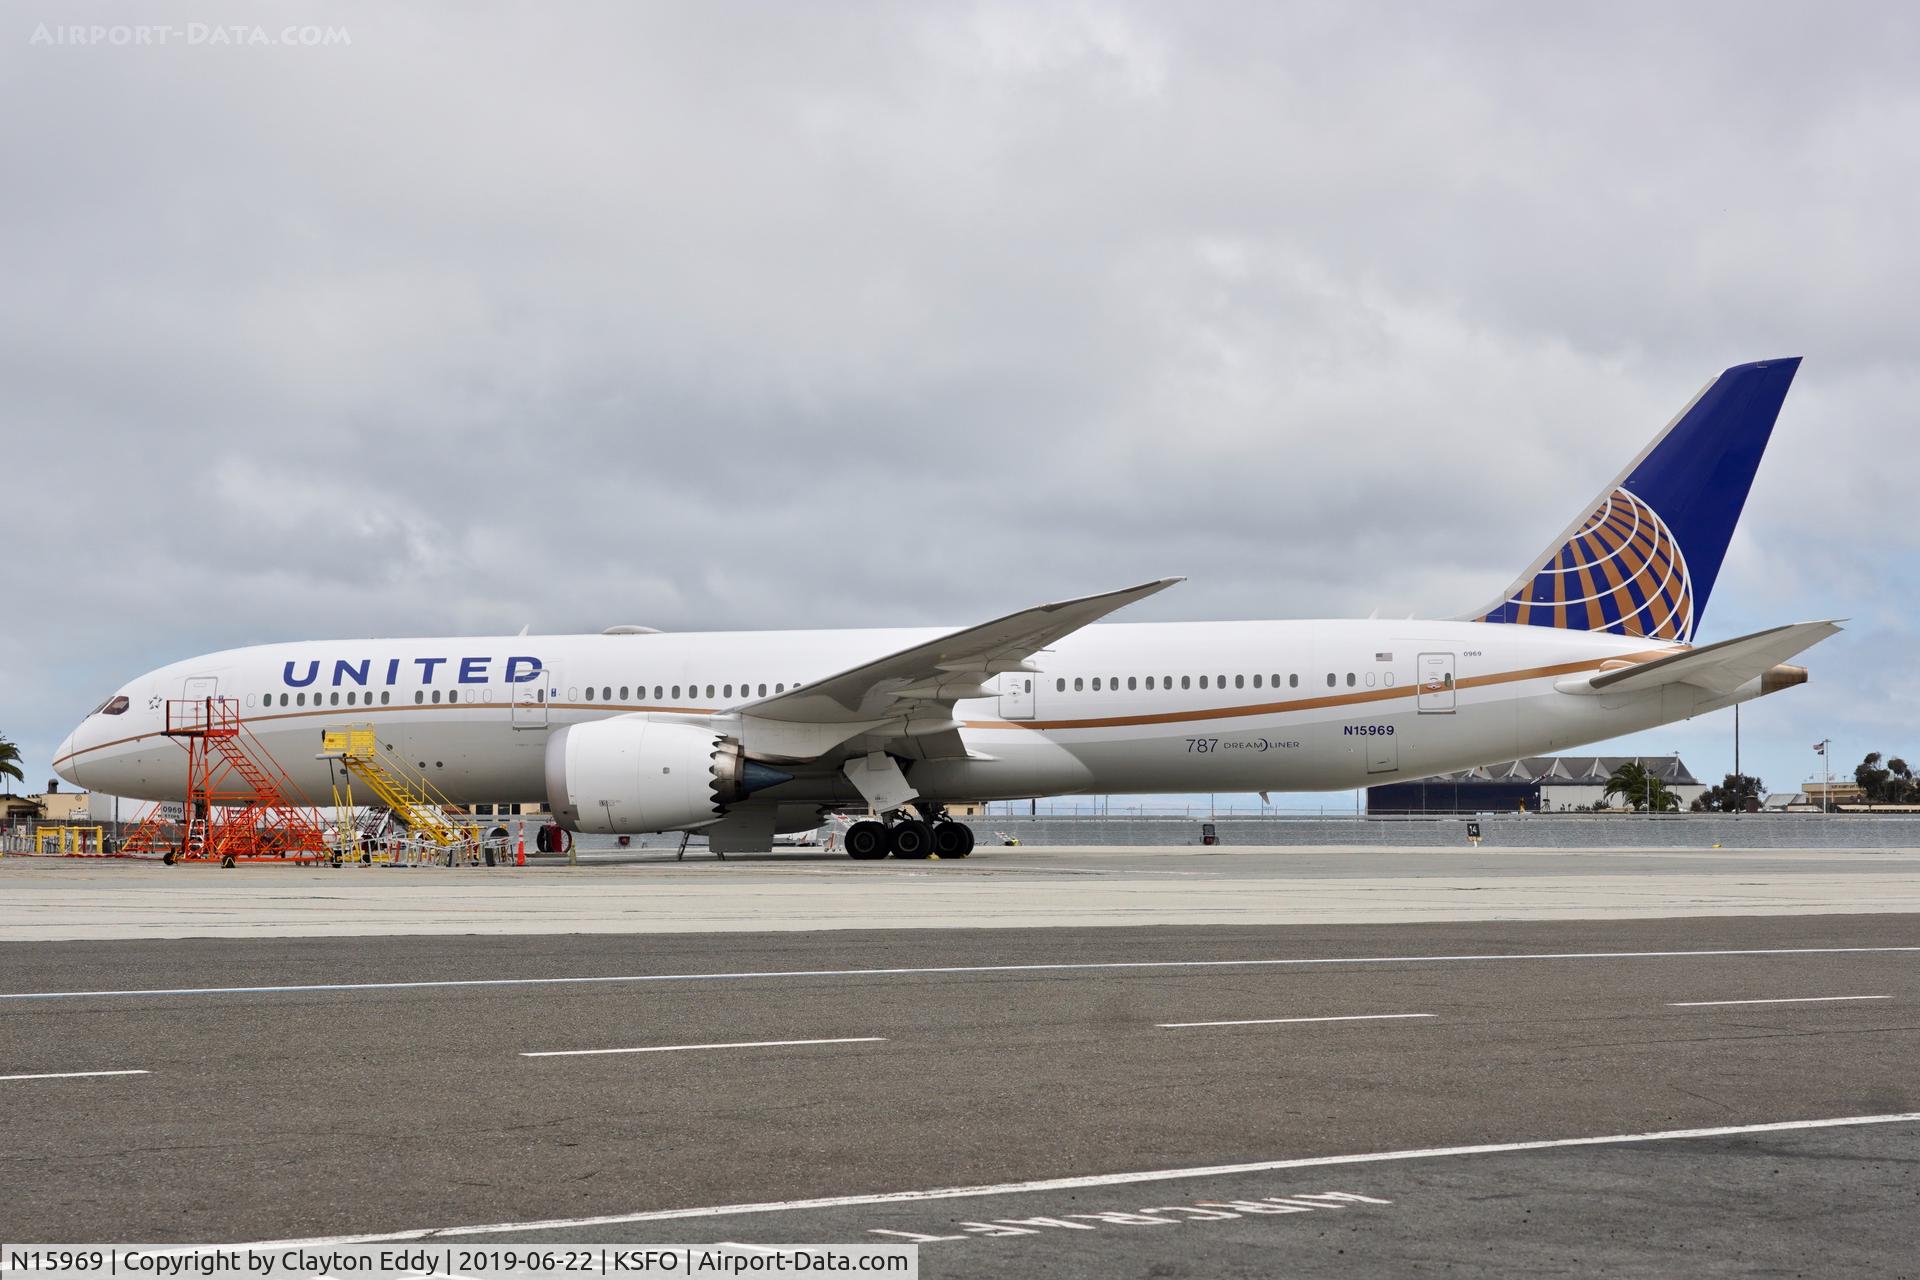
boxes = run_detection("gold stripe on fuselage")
[50,646,1684,770]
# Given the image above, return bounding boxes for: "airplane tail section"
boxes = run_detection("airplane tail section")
[1468,358,1801,643]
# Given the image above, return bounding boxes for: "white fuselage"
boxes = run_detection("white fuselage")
[55,618,1743,826]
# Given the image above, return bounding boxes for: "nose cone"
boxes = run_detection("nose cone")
[53,730,84,789]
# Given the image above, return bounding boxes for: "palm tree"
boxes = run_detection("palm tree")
[1603,760,1679,813]
[0,733,23,793]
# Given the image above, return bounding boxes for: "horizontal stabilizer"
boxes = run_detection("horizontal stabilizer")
[1555,620,1842,696]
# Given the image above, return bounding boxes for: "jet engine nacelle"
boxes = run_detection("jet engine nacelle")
[543,718,791,834]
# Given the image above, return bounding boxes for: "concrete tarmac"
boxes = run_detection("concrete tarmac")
[2,915,1917,1275]
[5,844,1920,939]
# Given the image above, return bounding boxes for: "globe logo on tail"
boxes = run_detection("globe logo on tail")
[1481,487,1695,642]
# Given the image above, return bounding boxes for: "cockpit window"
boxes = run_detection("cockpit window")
[94,695,130,716]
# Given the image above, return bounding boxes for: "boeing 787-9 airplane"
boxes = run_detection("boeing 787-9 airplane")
[55,358,1834,858]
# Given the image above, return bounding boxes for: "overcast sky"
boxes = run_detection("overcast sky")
[3,1,1914,807]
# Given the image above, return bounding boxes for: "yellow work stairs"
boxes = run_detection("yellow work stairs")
[318,726,473,854]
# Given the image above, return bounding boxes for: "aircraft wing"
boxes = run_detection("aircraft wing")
[1557,620,1842,696]
[734,578,1181,757]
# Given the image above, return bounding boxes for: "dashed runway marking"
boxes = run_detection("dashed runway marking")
[1158,1014,1436,1028]
[522,1037,886,1058]
[1668,995,1891,1007]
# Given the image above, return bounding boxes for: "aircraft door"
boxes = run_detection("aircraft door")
[182,674,218,703]
[512,672,550,730]
[1417,653,1456,713]
[998,671,1036,720]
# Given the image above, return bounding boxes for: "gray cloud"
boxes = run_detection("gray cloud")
[3,0,1914,802]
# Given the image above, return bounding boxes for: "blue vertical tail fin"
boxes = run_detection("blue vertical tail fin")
[1468,358,1800,643]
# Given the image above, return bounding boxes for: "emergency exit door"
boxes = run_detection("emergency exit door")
[512,672,551,729]
[998,671,1036,720]
[1417,653,1456,713]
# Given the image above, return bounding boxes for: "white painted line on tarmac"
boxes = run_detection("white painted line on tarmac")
[522,1037,885,1058]
[1668,995,1892,1007]
[241,1111,1920,1246]
[4,945,1915,1002]
[0,1069,148,1082]
[1159,1014,1436,1028]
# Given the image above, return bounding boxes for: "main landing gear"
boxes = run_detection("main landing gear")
[844,810,975,861]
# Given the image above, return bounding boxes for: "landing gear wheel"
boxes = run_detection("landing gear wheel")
[889,819,933,859]
[845,820,890,860]
[162,850,176,866]
[932,822,974,859]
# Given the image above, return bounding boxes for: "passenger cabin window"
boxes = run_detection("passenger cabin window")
[381,691,391,704]
[1290,674,1298,688]
[1057,679,1067,692]
[1199,676,1208,689]
[1346,672,1356,687]
[1235,675,1245,689]
[431,690,442,704]
[758,683,768,696]
[1145,676,1155,690]
[585,686,596,701]
[620,686,630,699]
[1127,676,1137,690]
[1181,676,1191,690]
[1326,673,1335,687]
[1074,677,1084,692]
[281,693,290,706]
[1092,677,1102,691]
[1252,675,1262,689]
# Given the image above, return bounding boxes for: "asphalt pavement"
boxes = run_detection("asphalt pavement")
[1,914,1915,1276]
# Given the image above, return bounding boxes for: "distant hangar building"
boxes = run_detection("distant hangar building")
[1366,755,1705,815]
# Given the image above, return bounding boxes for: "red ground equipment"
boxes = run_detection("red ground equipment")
[118,697,331,866]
